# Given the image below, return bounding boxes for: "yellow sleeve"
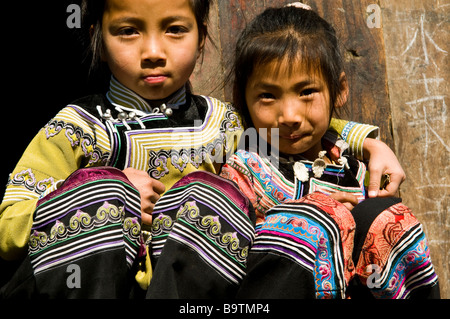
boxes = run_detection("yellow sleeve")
[220,102,245,169]
[0,106,110,260]
[329,118,379,160]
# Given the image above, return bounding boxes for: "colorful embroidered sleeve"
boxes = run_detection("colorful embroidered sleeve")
[0,106,110,260]
[329,118,379,160]
[219,156,262,222]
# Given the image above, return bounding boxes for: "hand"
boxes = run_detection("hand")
[363,138,406,198]
[122,167,165,225]
[330,192,359,211]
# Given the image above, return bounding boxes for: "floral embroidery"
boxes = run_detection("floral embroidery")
[259,206,345,299]
[148,150,170,179]
[8,169,55,195]
[147,137,225,179]
[44,119,109,165]
[153,200,250,263]
[221,104,243,133]
[29,201,140,252]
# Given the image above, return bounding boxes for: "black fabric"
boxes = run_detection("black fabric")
[409,281,441,299]
[147,240,241,299]
[1,252,141,299]
[350,197,402,266]
[0,256,37,299]
[236,254,316,299]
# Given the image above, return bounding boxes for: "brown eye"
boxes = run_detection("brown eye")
[259,93,275,101]
[166,25,188,36]
[300,89,316,97]
[118,27,138,37]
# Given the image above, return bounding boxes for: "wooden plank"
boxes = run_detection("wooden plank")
[190,0,226,101]
[313,0,393,147]
[381,0,449,298]
[215,0,290,102]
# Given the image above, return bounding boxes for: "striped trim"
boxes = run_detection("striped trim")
[31,228,125,274]
[309,178,366,202]
[2,186,39,203]
[151,174,255,285]
[29,171,142,275]
[153,182,255,242]
[254,202,347,299]
[369,224,439,299]
[342,121,378,159]
[31,180,141,229]
[169,220,248,284]
[55,106,110,151]
[106,95,231,178]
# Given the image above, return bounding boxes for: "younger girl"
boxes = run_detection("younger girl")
[221,5,440,299]
[148,5,439,299]
[1,0,407,298]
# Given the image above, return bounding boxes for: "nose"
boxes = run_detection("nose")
[279,99,302,127]
[142,35,166,63]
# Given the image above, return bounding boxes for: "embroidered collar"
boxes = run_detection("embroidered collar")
[105,76,187,114]
[271,131,350,165]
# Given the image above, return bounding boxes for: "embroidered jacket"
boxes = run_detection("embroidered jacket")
[0,77,377,260]
[220,132,367,226]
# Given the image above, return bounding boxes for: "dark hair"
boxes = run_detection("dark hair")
[80,0,212,76]
[232,6,345,128]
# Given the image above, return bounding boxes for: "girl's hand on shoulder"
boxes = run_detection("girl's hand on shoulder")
[122,167,165,225]
[363,138,406,198]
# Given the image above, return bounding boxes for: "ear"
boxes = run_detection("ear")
[335,72,349,109]
[197,23,207,58]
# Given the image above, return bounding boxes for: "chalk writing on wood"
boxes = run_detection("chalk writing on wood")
[382,1,449,298]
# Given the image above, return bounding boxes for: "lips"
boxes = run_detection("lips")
[279,133,303,140]
[143,74,168,84]
[282,134,302,140]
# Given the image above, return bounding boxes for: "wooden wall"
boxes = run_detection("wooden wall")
[381,0,449,298]
[191,0,448,298]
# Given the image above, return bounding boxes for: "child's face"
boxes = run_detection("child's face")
[245,58,333,160]
[101,0,203,101]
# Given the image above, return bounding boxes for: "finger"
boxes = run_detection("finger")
[329,192,357,211]
[330,192,359,206]
[140,181,164,203]
[152,179,166,195]
[342,192,359,206]
[342,202,355,211]
[367,170,382,198]
[141,210,153,225]
[148,192,161,205]
[141,199,156,225]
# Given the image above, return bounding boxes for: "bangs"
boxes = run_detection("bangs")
[241,29,339,93]
[251,32,327,80]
